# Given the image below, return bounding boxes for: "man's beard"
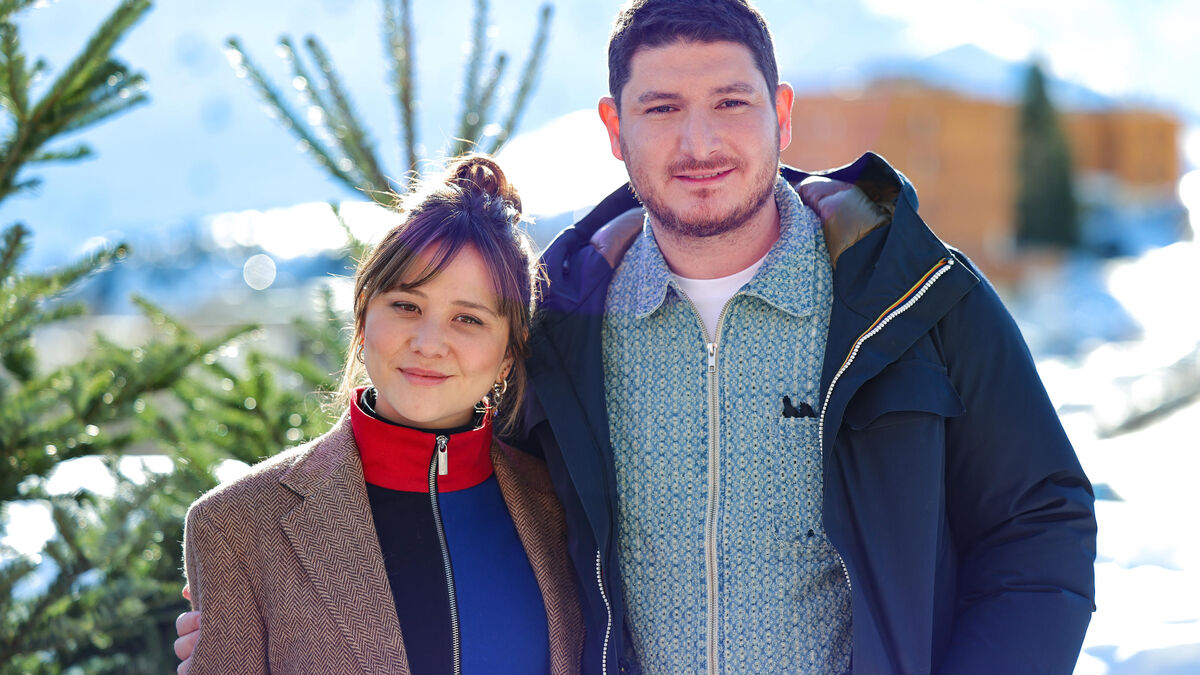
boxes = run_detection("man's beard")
[622,139,778,239]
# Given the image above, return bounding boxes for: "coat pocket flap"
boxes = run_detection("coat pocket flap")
[845,360,965,430]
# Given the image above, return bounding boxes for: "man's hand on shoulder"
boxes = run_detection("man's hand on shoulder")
[798,177,892,268]
[175,585,200,674]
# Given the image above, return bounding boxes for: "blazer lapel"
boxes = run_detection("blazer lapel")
[492,441,583,674]
[279,416,410,674]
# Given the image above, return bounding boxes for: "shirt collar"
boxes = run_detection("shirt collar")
[630,176,827,320]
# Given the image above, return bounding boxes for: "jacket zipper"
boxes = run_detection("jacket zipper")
[676,285,730,675]
[817,256,955,591]
[595,550,612,675]
[427,435,461,675]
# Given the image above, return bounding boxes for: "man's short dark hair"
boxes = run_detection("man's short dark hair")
[607,0,779,108]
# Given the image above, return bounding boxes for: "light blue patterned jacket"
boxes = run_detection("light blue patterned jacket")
[601,178,851,674]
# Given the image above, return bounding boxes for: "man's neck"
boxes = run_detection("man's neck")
[650,198,782,280]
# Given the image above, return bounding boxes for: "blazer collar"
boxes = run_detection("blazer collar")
[278,416,409,673]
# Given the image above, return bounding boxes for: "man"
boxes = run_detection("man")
[177,1,1096,672]
[520,1,1095,673]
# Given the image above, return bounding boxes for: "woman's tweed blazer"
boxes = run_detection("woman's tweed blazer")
[182,414,583,674]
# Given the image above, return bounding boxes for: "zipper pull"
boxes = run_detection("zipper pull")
[707,343,717,373]
[436,435,448,476]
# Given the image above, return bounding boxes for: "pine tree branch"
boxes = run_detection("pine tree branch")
[382,0,418,182]
[224,37,361,195]
[329,201,371,264]
[301,36,391,199]
[57,85,148,136]
[0,22,28,119]
[0,238,121,368]
[29,143,93,164]
[455,0,489,146]
[0,0,38,23]
[487,3,552,154]
[273,35,358,183]
[30,0,150,127]
[452,52,506,156]
[0,1,149,205]
[0,221,27,281]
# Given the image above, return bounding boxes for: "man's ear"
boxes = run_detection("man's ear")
[598,96,623,161]
[774,82,794,152]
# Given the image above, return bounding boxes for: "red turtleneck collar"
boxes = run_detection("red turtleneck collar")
[350,387,494,493]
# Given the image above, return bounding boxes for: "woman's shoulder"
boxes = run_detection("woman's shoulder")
[187,416,353,525]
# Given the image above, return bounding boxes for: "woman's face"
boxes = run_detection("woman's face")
[362,244,513,430]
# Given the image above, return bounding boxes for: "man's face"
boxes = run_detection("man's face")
[599,40,793,239]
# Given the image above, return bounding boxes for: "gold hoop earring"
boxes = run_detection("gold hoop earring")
[355,342,365,364]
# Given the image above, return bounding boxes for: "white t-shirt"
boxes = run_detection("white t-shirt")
[671,251,769,341]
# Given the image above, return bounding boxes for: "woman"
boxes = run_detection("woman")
[181,155,581,674]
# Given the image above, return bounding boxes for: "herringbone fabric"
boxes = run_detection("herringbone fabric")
[492,441,584,674]
[184,414,582,674]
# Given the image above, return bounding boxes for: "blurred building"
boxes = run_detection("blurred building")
[783,78,1185,282]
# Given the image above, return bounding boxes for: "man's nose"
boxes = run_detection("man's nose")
[679,110,721,159]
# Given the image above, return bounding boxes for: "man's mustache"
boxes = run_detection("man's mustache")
[666,156,740,175]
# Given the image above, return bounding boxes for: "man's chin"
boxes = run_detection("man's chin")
[648,206,743,238]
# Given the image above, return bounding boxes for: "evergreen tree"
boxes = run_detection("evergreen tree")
[224,0,553,203]
[1015,61,1080,249]
[0,2,247,671]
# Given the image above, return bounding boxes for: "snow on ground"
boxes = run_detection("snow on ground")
[1069,397,1200,674]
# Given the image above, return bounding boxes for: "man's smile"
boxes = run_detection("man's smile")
[674,167,735,184]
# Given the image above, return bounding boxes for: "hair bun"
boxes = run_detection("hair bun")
[448,153,522,216]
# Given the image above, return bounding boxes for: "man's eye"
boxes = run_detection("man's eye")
[646,105,675,114]
[718,99,748,109]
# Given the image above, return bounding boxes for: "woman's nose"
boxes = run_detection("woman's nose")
[408,320,449,357]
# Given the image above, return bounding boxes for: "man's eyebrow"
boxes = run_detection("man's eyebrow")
[713,82,759,96]
[636,90,680,105]
[635,83,760,105]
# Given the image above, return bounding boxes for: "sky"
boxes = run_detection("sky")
[5,0,1200,270]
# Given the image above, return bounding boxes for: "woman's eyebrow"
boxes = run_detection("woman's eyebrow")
[452,300,499,317]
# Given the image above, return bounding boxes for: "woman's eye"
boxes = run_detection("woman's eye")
[392,301,418,313]
[456,314,483,326]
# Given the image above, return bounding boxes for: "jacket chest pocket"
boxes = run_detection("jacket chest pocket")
[843,359,964,432]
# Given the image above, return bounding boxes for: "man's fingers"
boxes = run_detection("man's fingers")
[176,609,200,637]
[798,176,853,219]
[174,627,200,661]
[177,656,191,675]
[181,584,191,603]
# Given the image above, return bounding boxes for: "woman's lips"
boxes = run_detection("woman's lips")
[400,367,450,386]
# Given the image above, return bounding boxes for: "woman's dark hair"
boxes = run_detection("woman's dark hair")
[607,0,778,108]
[336,154,541,435]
